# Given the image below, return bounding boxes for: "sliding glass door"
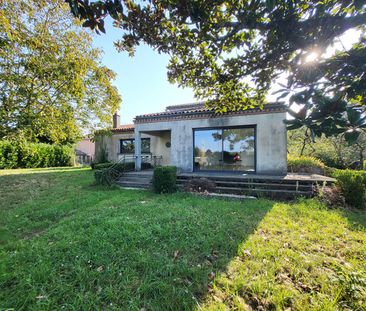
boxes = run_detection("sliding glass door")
[194,126,255,172]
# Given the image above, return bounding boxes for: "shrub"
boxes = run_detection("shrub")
[314,150,345,169]
[94,168,120,186]
[93,162,135,185]
[184,178,216,193]
[0,141,73,169]
[152,166,177,193]
[0,142,18,169]
[324,166,336,177]
[288,155,325,174]
[91,162,112,170]
[332,170,366,209]
[315,183,345,208]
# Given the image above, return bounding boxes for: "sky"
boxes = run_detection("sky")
[92,23,195,125]
[92,23,361,125]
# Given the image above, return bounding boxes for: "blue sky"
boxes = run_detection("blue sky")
[92,23,195,125]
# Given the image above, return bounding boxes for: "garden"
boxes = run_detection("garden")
[0,167,365,310]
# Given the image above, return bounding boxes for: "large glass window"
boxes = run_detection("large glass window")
[194,127,255,172]
[120,138,151,154]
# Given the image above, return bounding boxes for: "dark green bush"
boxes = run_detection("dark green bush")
[333,169,366,209]
[152,166,177,193]
[0,141,73,169]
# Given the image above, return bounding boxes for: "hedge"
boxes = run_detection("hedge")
[0,141,74,169]
[288,155,325,174]
[152,166,177,193]
[332,169,366,209]
[91,162,152,170]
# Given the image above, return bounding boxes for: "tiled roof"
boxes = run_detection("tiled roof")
[134,102,286,124]
[111,124,134,132]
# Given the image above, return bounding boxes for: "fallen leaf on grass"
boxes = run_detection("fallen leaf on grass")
[96,266,104,273]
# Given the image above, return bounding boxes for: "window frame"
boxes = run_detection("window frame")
[119,138,151,154]
[192,125,256,173]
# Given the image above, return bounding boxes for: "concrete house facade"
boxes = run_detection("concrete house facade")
[95,102,287,175]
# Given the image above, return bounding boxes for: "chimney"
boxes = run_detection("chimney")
[112,111,120,128]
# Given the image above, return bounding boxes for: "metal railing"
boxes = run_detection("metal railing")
[117,153,163,170]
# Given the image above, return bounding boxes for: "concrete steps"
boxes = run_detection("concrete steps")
[116,171,153,189]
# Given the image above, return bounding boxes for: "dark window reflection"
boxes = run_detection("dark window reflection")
[194,127,255,171]
[120,138,151,154]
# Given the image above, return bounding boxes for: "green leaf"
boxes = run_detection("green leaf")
[346,107,362,125]
[344,130,361,145]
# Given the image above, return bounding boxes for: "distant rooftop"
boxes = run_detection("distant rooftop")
[165,102,205,112]
[134,102,286,124]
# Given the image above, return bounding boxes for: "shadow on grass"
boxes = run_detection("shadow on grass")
[341,208,366,231]
[0,168,118,245]
[0,168,273,310]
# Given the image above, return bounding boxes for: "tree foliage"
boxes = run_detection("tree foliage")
[0,0,121,145]
[65,0,366,142]
[288,128,366,169]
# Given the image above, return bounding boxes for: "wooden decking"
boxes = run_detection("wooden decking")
[178,171,334,182]
[116,170,335,198]
[177,171,334,198]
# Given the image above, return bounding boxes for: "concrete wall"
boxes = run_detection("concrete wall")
[144,131,171,166]
[135,111,287,175]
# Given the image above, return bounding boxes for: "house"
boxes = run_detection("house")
[75,138,95,164]
[95,102,287,175]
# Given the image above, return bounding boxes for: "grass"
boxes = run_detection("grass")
[0,168,365,310]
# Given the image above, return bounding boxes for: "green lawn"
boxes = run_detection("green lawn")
[0,168,365,310]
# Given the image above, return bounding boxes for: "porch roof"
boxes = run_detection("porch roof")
[134,102,286,124]
[111,124,134,133]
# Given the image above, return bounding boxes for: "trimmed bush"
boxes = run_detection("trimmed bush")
[288,155,325,174]
[0,141,73,169]
[152,166,177,193]
[332,169,366,209]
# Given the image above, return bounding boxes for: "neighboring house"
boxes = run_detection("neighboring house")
[95,102,287,175]
[75,138,95,164]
